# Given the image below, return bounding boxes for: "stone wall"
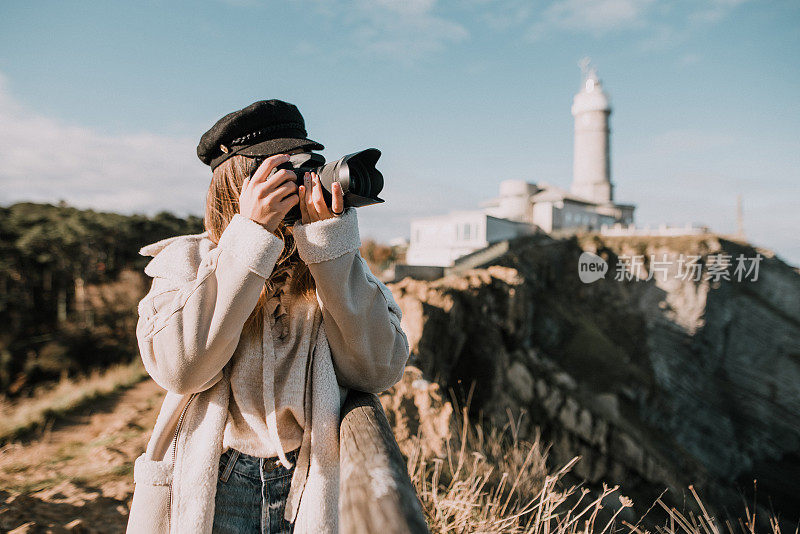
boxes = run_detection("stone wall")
[388,233,800,522]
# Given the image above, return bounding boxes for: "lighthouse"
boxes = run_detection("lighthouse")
[571,58,613,204]
[403,58,637,269]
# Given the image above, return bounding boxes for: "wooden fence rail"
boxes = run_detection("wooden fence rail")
[339,389,430,534]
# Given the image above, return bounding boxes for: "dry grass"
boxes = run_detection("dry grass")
[626,485,789,534]
[0,359,148,444]
[405,402,632,533]
[401,396,787,534]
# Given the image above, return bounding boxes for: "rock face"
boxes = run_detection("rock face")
[389,233,800,522]
[379,365,453,460]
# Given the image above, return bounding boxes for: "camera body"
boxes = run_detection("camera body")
[267,148,385,224]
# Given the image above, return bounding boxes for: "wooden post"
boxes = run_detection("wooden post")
[339,390,429,534]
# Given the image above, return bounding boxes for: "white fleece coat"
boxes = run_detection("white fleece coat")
[126,208,410,534]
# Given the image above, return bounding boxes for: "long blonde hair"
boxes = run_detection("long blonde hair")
[204,154,316,338]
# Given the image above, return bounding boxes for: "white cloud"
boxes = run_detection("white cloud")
[0,72,209,217]
[304,0,469,63]
[525,0,748,44]
[689,0,749,24]
[528,0,656,39]
[476,0,535,31]
[239,0,748,62]
[372,0,437,16]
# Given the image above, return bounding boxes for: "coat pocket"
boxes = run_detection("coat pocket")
[126,453,172,534]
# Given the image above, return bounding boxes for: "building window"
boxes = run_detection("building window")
[462,223,471,240]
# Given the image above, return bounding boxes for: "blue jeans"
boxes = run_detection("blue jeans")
[212,448,298,534]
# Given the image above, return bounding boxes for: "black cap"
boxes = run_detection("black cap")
[197,99,324,170]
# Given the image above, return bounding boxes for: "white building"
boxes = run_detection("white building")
[405,211,535,267]
[406,60,636,268]
[481,180,634,233]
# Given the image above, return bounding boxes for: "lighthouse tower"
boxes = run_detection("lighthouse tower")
[571,59,613,204]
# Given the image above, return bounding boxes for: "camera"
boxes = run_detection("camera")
[264,148,385,224]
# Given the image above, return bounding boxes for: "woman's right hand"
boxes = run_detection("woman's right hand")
[239,153,299,232]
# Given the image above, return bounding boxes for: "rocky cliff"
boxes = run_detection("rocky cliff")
[389,233,800,523]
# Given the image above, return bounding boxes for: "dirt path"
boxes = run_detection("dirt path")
[0,379,165,533]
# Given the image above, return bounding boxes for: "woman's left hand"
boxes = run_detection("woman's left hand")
[298,172,344,223]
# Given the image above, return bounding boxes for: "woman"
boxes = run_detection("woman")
[126,100,410,534]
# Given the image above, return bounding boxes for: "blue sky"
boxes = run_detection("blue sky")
[1,0,798,264]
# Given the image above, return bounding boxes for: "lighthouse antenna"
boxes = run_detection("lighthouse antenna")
[736,195,745,239]
[579,57,592,81]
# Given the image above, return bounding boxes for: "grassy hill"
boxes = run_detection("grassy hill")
[0,201,204,398]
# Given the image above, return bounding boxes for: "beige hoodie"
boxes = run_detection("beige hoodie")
[126,208,410,534]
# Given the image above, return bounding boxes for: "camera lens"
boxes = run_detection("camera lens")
[348,160,365,197]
